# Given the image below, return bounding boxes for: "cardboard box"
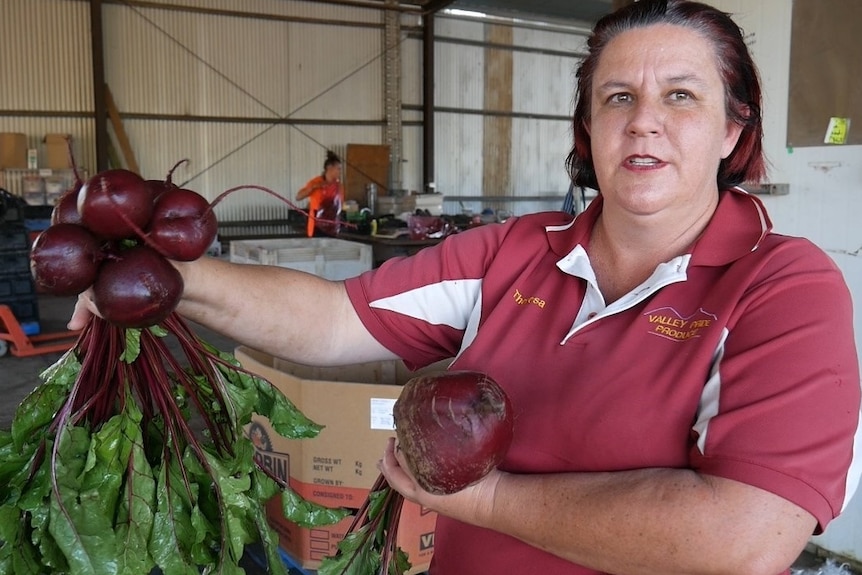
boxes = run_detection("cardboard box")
[237,346,449,574]
[43,133,72,169]
[0,132,28,169]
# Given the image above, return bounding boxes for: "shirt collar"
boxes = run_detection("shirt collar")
[547,187,773,267]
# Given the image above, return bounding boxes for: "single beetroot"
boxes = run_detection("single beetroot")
[319,371,514,575]
[147,187,218,261]
[394,371,514,494]
[92,244,184,328]
[30,223,102,296]
[77,169,153,239]
[146,158,187,201]
[51,188,83,226]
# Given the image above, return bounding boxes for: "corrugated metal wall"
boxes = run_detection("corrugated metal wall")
[0,0,94,171]
[101,1,388,221]
[433,14,588,215]
[1,0,591,221]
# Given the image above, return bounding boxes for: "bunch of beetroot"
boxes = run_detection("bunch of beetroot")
[31,164,217,328]
[1,165,349,575]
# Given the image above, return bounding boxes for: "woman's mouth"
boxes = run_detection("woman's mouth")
[625,155,664,169]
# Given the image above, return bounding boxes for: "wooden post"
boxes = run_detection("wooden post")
[104,85,140,175]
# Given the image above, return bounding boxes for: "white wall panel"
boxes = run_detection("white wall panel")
[434,42,484,109]
[513,25,590,53]
[510,117,571,193]
[434,112,483,196]
[435,16,485,42]
[401,37,423,107]
[512,51,577,116]
[401,124,424,194]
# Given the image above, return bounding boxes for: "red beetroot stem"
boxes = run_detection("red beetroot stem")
[145,330,234,455]
[331,472,409,575]
[164,158,189,184]
[160,314,237,453]
[380,490,405,575]
[66,317,120,427]
[345,472,389,533]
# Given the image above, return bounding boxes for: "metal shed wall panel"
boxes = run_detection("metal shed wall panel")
[102,5,384,119]
[510,116,571,193]
[435,112,484,196]
[123,119,382,212]
[138,0,382,23]
[284,25,385,120]
[434,43,484,109]
[2,0,588,221]
[97,0,389,210]
[0,0,92,113]
[431,14,582,205]
[401,37,423,107]
[401,124,423,194]
[436,16,486,42]
[513,24,590,53]
[512,51,578,116]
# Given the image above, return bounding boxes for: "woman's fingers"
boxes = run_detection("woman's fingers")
[67,289,99,330]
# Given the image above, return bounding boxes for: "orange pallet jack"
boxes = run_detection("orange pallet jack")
[0,304,81,358]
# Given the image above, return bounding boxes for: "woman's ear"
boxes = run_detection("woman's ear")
[721,105,748,159]
[721,121,744,160]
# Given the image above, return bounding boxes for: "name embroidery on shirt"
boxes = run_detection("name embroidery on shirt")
[644,306,717,342]
[513,289,546,309]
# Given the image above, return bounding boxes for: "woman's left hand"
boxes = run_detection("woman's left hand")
[378,437,502,527]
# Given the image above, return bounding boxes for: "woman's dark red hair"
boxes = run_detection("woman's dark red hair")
[565,0,765,191]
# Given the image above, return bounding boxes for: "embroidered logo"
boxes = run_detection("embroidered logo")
[644,306,717,342]
[513,288,546,309]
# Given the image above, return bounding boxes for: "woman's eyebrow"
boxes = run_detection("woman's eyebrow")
[596,73,707,92]
[596,80,631,93]
[664,73,709,87]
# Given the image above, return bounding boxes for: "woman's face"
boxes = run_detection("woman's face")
[325,162,342,182]
[588,23,742,218]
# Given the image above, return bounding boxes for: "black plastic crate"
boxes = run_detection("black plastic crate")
[0,225,29,253]
[0,189,26,224]
[0,294,39,324]
[24,204,54,220]
[0,251,31,275]
[0,274,34,298]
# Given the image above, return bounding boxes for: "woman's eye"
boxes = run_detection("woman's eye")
[609,93,632,103]
[670,91,693,101]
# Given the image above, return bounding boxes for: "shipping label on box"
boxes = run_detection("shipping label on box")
[237,346,449,574]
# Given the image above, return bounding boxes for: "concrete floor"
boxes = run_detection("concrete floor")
[1,295,856,574]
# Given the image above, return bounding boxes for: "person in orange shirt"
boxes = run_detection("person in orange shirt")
[297,150,344,237]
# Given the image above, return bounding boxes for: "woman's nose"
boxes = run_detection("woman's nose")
[627,99,664,136]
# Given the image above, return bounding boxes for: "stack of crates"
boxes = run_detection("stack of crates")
[0,189,39,335]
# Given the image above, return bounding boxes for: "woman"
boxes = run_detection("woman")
[296,149,344,237]
[72,1,860,573]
